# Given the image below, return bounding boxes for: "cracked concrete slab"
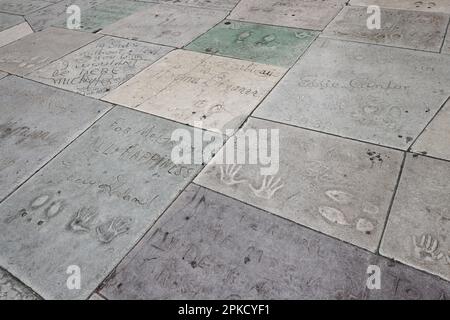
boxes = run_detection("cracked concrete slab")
[0,76,112,202]
[253,38,450,150]
[27,36,172,98]
[381,154,450,282]
[100,185,450,299]
[0,106,217,299]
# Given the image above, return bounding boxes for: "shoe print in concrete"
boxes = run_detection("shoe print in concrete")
[229,0,348,30]
[195,118,403,252]
[142,0,240,11]
[100,4,228,48]
[0,27,100,76]
[28,36,172,99]
[100,185,450,299]
[0,76,111,202]
[0,0,52,15]
[186,20,318,67]
[253,38,450,150]
[323,6,449,52]
[0,267,40,300]
[381,154,450,282]
[103,50,286,133]
[350,0,450,13]
[0,106,218,299]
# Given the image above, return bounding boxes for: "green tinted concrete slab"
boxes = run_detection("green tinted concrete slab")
[186,20,318,67]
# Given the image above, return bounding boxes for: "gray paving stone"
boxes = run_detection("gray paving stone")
[350,0,450,13]
[0,12,24,32]
[0,21,33,48]
[0,0,52,15]
[100,4,228,48]
[412,100,450,160]
[25,0,107,32]
[100,185,450,299]
[143,0,240,11]
[253,38,450,150]
[0,106,218,299]
[103,50,286,133]
[229,0,348,30]
[27,36,172,99]
[0,76,111,202]
[0,267,40,300]
[195,118,403,252]
[0,27,100,76]
[323,6,448,52]
[381,154,450,282]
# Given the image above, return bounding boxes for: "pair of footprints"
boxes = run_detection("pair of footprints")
[68,207,132,244]
[219,164,284,200]
[7,194,65,226]
[413,233,450,264]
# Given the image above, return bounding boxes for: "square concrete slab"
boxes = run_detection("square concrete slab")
[0,27,100,76]
[144,0,240,11]
[100,4,228,48]
[323,6,448,52]
[229,0,348,30]
[103,50,286,133]
[195,118,403,252]
[0,76,111,202]
[0,13,33,48]
[381,154,450,282]
[185,20,318,67]
[412,100,450,160]
[52,0,151,33]
[1,267,40,300]
[27,36,172,99]
[350,0,450,13]
[253,38,450,150]
[100,185,450,299]
[25,0,107,32]
[0,0,52,15]
[0,106,216,299]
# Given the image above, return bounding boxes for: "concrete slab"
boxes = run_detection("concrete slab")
[443,25,450,54]
[0,22,34,48]
[100,185,450,299]
[25,0,107,32]
[0,71,6,79]
[229,0,348,31]
[381,154,450,282]
[185,20,318,67]
[323,6,448,52]
[0,27,100,76]
[27,36,172,99]
[194,118,403,252]
[350,0,450,14]
[412,100,450,160]
[0,12,24,31]
[0,106,215,299]
[52,0,151,33]
[100,4,228,48]
[144,0,240,11]
[88,293,105,300]
[0,267,40,300]
[253,38,450,150]
[103,50,286,133]
[0,76,111,202]
[0,0,52,15]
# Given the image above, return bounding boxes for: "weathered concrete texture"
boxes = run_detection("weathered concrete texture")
[0,106,217,299]
[185,20,318,67]
[0,0,52,15]
[28,36,172,99]
[350,0,450,13]
[100,185,450,299]
[0,13,33,48]
[443,25,450,54]
[381,154,450,282]
[323,6,449,52]
[0,71,6,79]
[89,293,105,300]
[144,0,240,11]
[253,38,450,150]
[100,4,228,48]
[0,12,24,31]
[103,50,286,133]
[0,267,40,300]
[25,0,107,32]
[195,118,403,252]
[0,28,100,76]
[0,76,111,202]
[229,0,348,30]
[412,100,450,160]
[53,0,151,33]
